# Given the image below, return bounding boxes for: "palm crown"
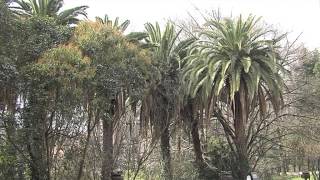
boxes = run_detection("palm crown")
[95,14,130,32]
[183,15,284,116]
[10,0,88,25]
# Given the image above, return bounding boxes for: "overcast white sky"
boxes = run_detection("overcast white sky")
[64,0,320,48]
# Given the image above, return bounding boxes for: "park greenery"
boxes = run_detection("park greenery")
[1,0,320,180]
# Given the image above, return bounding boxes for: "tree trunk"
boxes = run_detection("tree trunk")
[25,89,50,180]
[5,100,17,179]
[102,118,113,180]
[181,99,218,179]
[160,123,173,180]
[182,100,206,168]
[153,88,173,180]
[187,101,206,169]
[191,116,205,168]
[77,106,96,180]
[102,100,116,180]
[299,162,302,172]
[318,157,320,180]
[282,158,287,174]
[233,92,249,180]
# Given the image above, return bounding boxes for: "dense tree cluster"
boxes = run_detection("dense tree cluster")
[1,1,320,180]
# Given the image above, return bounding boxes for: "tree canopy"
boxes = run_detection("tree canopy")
[1,3,319,180]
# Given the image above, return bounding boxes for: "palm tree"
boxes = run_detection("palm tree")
[95,15,151,48]
[10,0,88,25]
[183,15,284,180]
[95,14,130,32]
[139,22,186,180]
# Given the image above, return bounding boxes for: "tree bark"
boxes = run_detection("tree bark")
[77,105,96,180]
[185,100,206,169]
[153,88,173,180]
[191,117,205,168]
[160,123,173,180]
[102,100,116,180]
[233,92,249,180]
[26,117,49,180]
[102,117,114,180]
[181,99,219,179]
[25,89,50,180]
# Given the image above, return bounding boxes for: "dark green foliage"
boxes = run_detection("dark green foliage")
[207,138,233,173]
[0,15,73,180]
[0,5,293,179]
[72,22,150,102]
[0,0,17,86]
[16,16,72,65]
[0,141,17,179]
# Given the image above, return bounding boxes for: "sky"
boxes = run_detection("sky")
[64,0,320,48]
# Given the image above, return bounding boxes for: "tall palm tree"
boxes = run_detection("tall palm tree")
[10,0,88,25]
[183,15,284,180]
[139,22,185,180]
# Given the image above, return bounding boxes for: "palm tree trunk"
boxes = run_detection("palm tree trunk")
[185,100,206,169]
[155,91,173,180]
[181,99,218,179]
[234,92,249,180]
[191,117,212,180]
[160,123,173,180]
[191,119,205,167]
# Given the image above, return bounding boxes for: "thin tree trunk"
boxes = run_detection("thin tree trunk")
[299,161,302,172]
[102,100,116,180]
[102,118,113,180]
[6,95,17,179]
[6,124,17,179]
[318,157,320,180]
[77,128,91,180]
[77,105,96,180]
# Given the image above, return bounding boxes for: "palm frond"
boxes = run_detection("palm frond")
[183,14,285,115]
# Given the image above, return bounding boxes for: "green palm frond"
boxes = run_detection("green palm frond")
[9,0,88,25]
[183,15,285,114]
[95,14,130,32]
[144,22,184,64]
[57,5,88,25]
